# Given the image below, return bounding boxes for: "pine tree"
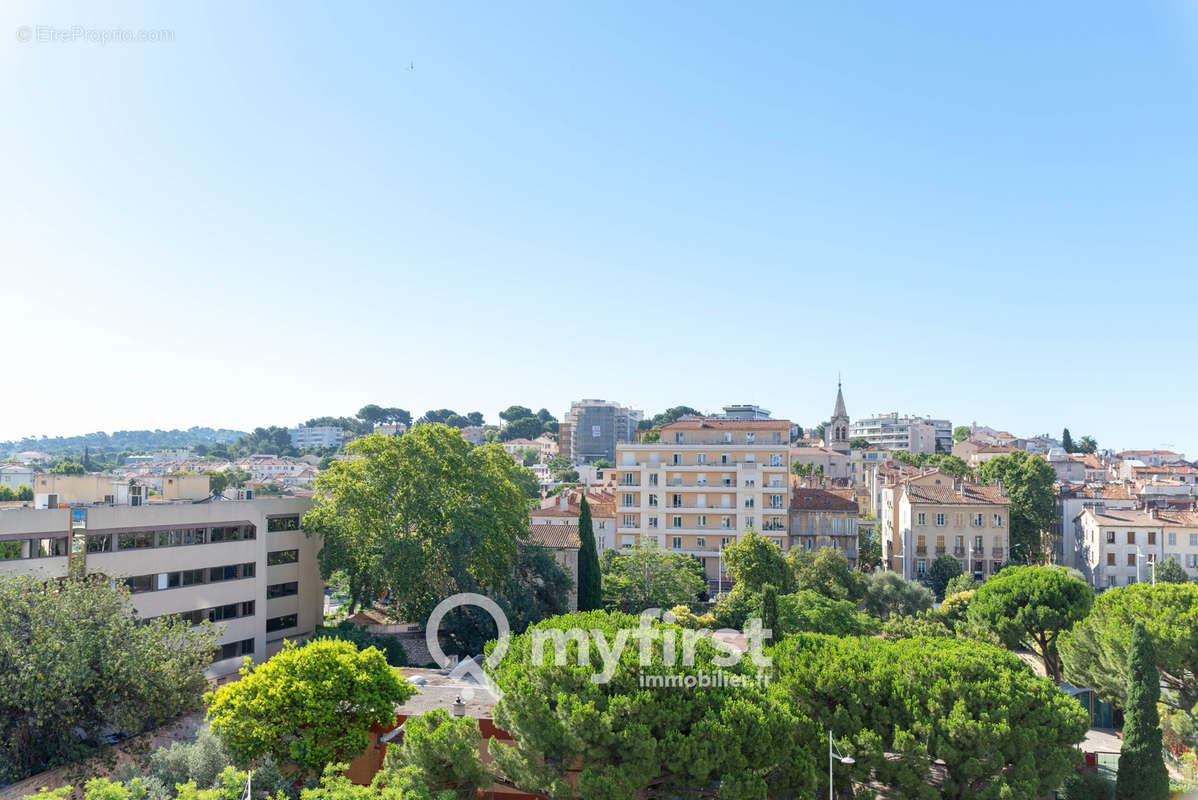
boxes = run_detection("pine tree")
[576,495,602,611]
[1115,621,1170,800]
[1061,428,1074,454]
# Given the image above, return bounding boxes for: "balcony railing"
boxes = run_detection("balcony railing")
[935,546,946,555]
[953,547,965,556]
[992,547,1005,558]
[916,546,928,556]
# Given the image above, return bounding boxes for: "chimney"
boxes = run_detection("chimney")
[559,494,568,512]
[1149,507,1158,520]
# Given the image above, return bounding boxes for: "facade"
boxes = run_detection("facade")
[0,463,35,489]
[1055,483,1138,568]
[1073,507,1198,589]
[0,497,322,676]
[883,469,1010,582]
[1116,450,1185,467]
[524,524,580,610]
[561,399,642,465]
[459,425,486,445]
[287,426,345,450]
[614,418,790,585]
[34,473,150,509]
[850,413,948,455]
[789,446,852,483]
[530,487,616,552]
[789,487,859,565]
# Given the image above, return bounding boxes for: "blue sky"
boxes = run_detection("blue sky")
[2,1,1198,455]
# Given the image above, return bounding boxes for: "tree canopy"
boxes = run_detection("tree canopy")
[927,554,963,600]
[302,427,532,619]
[1059,582,1198,713]
[205,638,414,779]
[968,565,1092,682]
[383,709,491,799]
[0,574,214,783]
[576,496,602,611]
[1154,556,1191,584]
[723,528,791,594]
[600,540,706,612]
[1115,622,1170,800]
[976,451,1056,561]
[637,406,703,431]
[787,546,865,602]
[862,570,933,620]
[487,610,817,799]
[953,425,971,444]
[773,633,1089,799]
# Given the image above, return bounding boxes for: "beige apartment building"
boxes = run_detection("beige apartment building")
[883,469,1010,582]
[0,497,322,677]
[615,418,790,585]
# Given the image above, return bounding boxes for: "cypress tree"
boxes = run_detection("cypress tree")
[1062,428,1075,453]
[576,495,602,611]
[1115,621,1170,800]
[761,583,781,640]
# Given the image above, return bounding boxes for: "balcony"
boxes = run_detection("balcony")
[953,547,965,556]
[935,546,946,556]
[762,523,787,532]
[916,546,928,556]
[992,547,1005,558]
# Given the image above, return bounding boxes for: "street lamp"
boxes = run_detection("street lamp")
[828,732,855,800]
[1136,548,1156,586]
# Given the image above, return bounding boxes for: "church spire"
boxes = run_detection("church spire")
[833,379,847,420]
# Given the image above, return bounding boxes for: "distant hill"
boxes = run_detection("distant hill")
[0,427,248,457]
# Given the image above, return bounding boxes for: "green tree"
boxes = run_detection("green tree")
[976,450,1057,561]
[205,638,414,779]
[644,406,703,429]
[499,405,534,423]
[1115,622,1170,800]
[601,540,705,612]
[857,520,882,568]
[0,574,215,783]
[968,565,1092,682]
[776,590,879,637]
[443,414,471,429]
[357,404,388,427]
[498,417,544,442]
[576,496,602,611]
[317,620,408,666]
[50,459,87,475]
[302,428,532,618]
[788,546,865,601]
[937,589,974,631]
[545,454,572,481]
[1059,582,1198,713]
[383,709,490,799]
[204,469,229,496]
[927,554,963,601]
[723,528,791,594]
[464,412,484,427]
[1154,556,1190,584]
[591,458,612,469]
[849,437,870,450]
[862,570,933,620]
[488,611,817,799]
[953,425,971,444]
[774,634,1088,799]
[760,582,780,639]
[1076,435,1098,454]
[944,572,979,597]
[1061,428,1075,453]
[520,447,538,467]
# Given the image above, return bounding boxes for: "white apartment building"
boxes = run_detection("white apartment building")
[850,413,952,455]
[0,463,35,490]
[1074,507,1198,589]
[0,497,322,676]
[1055,484,1138,569]
[615,418,790,586]
[287,426,345,450]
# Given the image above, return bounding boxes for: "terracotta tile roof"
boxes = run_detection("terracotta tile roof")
[1088,509,1168,526]
[1060,483,1136,500]
[905,482,1009,506]
[975,445,1018,454]
[525,523,580,549]
[660,418,790,431]
[790,487,858,512]
[1119,450,1179,457]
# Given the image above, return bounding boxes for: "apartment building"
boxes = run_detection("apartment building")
[1055,483,1138,569]
[789,487,859,565]
[1074,507,1198,589]
[1116,450,1186,467]
[850,413,951,455]
[0,463,35,489]
[614,418,790,584]
[0,497,322,677]
[560,399,642,465]
[883,469,1009,582]
[287,426,345,450]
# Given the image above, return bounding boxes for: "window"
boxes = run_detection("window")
[696,537,706,548]
[1106,531,1116,544]
[1107,553,1116,565]
[770,454,783,467]
[722,516,732,529]
[697,515,707,527]
[935,513,945,527]
[1168,532,1177,546]
[974,513,983,527]
[621,493,635,507]
[674,432,685,443]
[744,498,755,508]
[721,537,732,546]
[622,514,637,528]
[723,432,732,443]
[1147,531,1157,545]
[119,531,156,550]
[211,525,254,543]
[1127,554,1136,566]
[672,537,682,549]
[648,516,658,529]
[974,535,983,551]
[1127,531,1136,544]
[267,516,300,532]
[1192,534,1198,547]
[744,516,754,529]
[648,474,658,486]
[697,453,706,465]
[672,453,682,465]
[917,512,926,526]
[672,516,682,528]
[213,638,255,662]
[266,614,298,633]
[746,433,755,443]
[267,581,299,598]
[267,549,299,566]
[993,514,1003,527]
[916,559,927,577]
[87,534,112,553]
[648,494,658,507]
